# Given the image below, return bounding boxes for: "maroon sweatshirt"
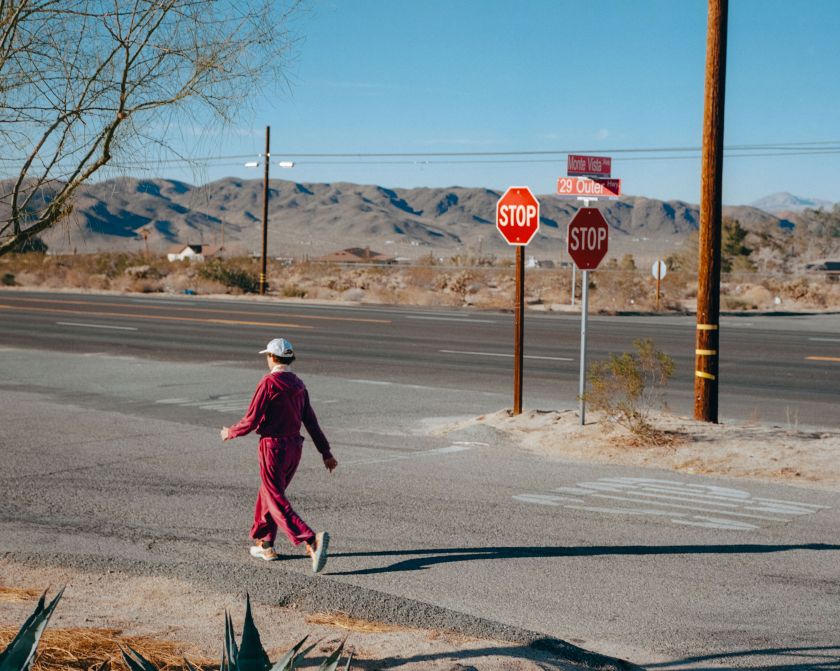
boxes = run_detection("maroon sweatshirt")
[227,371,333,459]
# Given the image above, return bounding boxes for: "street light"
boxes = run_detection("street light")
[244,126,294,295]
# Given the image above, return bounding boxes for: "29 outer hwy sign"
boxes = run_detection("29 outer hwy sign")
[567,207,609,269]
[496,186,540,246]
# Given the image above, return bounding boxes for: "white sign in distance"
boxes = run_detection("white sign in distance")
[651,259,667,280]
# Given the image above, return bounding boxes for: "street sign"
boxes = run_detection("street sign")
[567,208,609,270]
[496,186,540,246]
[567,154,612,178]
[651,259,668,280]
[557,177,621,198]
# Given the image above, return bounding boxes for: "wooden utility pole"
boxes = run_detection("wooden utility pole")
[513,245,525,415]
[259,125,270,295]
[694,0,728,422]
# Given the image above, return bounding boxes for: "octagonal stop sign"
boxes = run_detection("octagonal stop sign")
[496,186,540,246]
[567,207,609,269]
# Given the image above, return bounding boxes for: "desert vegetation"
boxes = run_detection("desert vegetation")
[0,590,350,671]
[1,244,838,313]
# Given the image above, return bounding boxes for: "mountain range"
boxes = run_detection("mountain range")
[5,178,821,263]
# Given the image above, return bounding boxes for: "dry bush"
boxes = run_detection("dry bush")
[585,338,676,446]
[0,627,211,671]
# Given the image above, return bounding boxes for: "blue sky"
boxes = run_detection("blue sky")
[147,0,840,205]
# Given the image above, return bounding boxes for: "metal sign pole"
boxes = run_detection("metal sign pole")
[579,269,589,425]
[571,265,576,306]
[513,245,525,415]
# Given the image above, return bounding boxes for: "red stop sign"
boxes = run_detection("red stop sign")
[567,207,609,269]
[496,186,540,246]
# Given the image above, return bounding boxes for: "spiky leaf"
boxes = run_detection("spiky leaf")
[316,641,345,671]
[121,645,159,671]
[269,635,310,671]
[343,652,353,671]
[292,641,320,670]
[237,594,270,671]
[0,588,64,671]
[222,610,238,671]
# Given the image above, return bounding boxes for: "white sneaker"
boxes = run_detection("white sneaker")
[306,532,329,573]
[250,543,279,561]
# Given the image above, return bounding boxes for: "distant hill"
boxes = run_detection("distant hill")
[3,177,796,263]
[750,192,835,214]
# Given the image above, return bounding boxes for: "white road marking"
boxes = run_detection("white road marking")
[516,476,828,531]
[407,315,497,324]
[808,337,840,343]
[440,349,573,362]
[347,379,445,392]
[155,394,250,413]
[343,444,473,466]
[57,321,138,331]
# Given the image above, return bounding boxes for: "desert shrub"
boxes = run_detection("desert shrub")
[585,338,675,444]
[2,272,15,286]
[94,253,144,278]
[282,282,307,298]
[197,258,259,293]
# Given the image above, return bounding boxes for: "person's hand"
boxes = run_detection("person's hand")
[220,426,231,441]
[324,457,338,472]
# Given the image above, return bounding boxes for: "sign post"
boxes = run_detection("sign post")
[567,207,610,425]
[651,259,667,311]
[496,186,540,416]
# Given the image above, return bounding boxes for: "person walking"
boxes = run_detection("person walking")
[221,338,337,572]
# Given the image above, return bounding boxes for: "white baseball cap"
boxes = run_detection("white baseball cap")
[259,338,294,358]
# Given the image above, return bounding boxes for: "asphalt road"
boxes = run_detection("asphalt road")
[2,289,839,669]
[1,290,839,427]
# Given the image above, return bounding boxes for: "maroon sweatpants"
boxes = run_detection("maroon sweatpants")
[250,435,315,546]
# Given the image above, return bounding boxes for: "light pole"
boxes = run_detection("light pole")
[244,126,295,296]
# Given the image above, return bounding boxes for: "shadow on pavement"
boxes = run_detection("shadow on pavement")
[349,637,644,671]
[645,644,840,670]
[326,543,840,576]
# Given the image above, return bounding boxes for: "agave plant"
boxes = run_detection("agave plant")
[122,594,351,671]
[0,588,64,671]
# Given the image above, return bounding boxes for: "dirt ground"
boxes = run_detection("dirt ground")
[435,408,840,490]
[0,561,584,671]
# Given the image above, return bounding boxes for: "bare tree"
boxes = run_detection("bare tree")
[0,0,301,255]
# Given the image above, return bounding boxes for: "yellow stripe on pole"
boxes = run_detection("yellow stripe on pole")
[695,370,716,380]
[697,324,719,330]
[696,349,717,356]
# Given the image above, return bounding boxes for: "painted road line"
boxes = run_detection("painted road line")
[806,356,840,363]
[343,444,473,466]
[516,476,828,531]
[440,349,574,362]
[587,493,786,521]
[407,315,497,324]
[2,304,314,330]
[57,321,139,331]
[1,296,390,324]
[808,337,840,343]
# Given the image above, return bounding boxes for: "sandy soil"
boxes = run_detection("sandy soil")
[0,561,584,671]
[435,408,840,490]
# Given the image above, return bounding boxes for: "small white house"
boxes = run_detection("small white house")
[167,244,219,262]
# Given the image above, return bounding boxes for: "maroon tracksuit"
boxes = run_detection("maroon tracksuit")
[227,370,332,546]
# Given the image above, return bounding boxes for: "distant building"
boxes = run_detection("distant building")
[167,244,220,262]
[805,260,840,278]
[314,247,395,264]
[526,256,556,269]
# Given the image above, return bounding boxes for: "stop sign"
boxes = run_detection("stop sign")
[567,207,609,269]
[496,186,540,246]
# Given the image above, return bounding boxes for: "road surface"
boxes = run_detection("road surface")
[1,290,839,669]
